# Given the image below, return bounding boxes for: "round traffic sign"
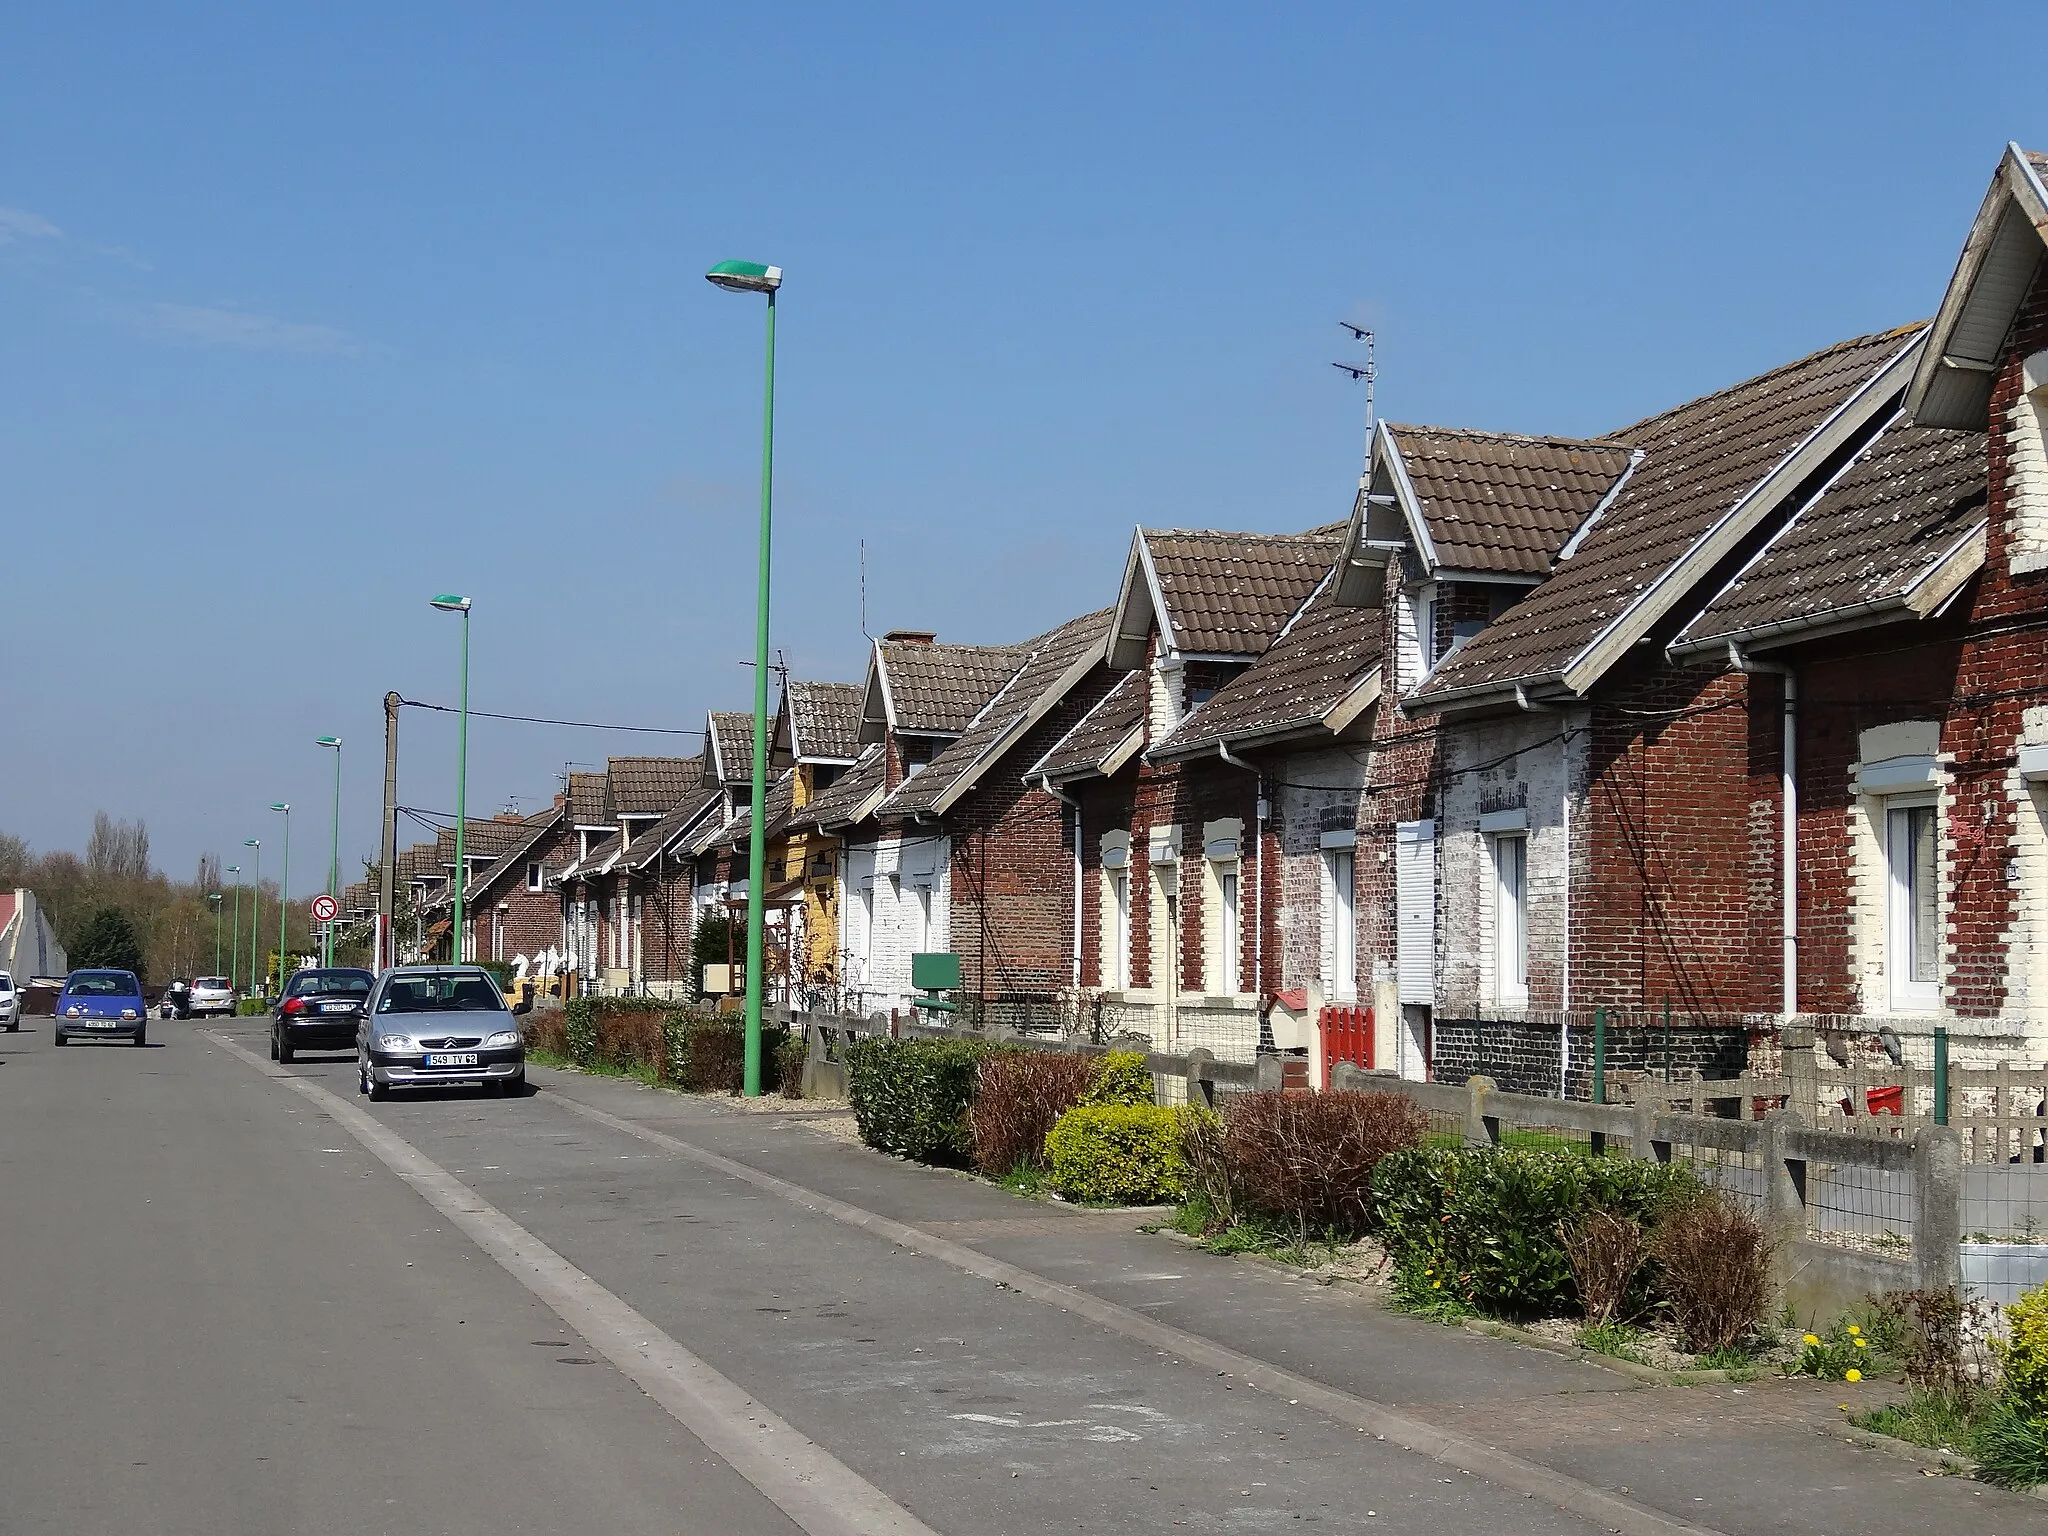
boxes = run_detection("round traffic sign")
[310,894,338,922]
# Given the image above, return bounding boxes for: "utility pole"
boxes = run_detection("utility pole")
[379,691,400,971]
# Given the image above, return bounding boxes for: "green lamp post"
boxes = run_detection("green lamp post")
[705,258,781,1098]
[431,595,472,963]
[226,866,242,990]
[270,803,291,994]
[317,735,343,966]
[207,891,223,975]
[243,840,261,1000]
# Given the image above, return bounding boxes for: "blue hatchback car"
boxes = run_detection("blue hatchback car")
[54,969,149,1047]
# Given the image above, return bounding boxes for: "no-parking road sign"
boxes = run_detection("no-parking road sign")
[310,894,338,923]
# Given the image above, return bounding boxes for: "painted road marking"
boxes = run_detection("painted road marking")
[206,1031,941,1536]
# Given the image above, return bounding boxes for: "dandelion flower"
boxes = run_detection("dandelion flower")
[1845,1369,1861,1383]
[1432,1281,1443,1290]
[1803,1333,1821,1346]
[1854,1338,1867,1348]
[1847,1325,1861,1336]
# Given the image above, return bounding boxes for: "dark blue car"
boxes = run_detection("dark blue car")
[54,969,149,1047]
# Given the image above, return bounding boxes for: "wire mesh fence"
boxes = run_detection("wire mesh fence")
[1804,1155,1915,1257]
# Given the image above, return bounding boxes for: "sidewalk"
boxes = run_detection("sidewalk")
[529,1069,2048,1536]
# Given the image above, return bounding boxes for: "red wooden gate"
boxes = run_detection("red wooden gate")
[1321,1004,1373,1081]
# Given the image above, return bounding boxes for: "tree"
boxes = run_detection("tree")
[195,852,222,892]
[689,908,747,999]
[0,830,29,887]
[86,813,150,882]
[72,906,146,974]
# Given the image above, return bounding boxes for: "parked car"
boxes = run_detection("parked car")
[188,976,235,1018]
[271,968,375,1062]
[54,970,148,1047]
[357,965,528,1099]
[158,979,190,1019]
[0,971,18,1031]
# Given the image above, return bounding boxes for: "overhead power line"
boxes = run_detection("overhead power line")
[397,696,707,739]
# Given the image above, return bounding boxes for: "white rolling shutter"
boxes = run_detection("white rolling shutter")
[1395,819,1436,1007]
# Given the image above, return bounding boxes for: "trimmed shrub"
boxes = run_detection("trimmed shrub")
[846,1036,1009,1164]
[564,998,599,1067]
[1222,1089,1428,1241]
[1178,1105,1236,1231]
[682,1017,749,1094]
[1560,1211,1648,1327]
[1374,1147,1697,1321]
[776,1031,809,1098]
[1046,1104,1189,1205]
[601,1009,668,1072]
[1649,1192,1773,1352]
[970,1052,1097,1176]
[1083,1050,1156,1107]
[1998,1283,2048,1420]
[521,1003,570,1058]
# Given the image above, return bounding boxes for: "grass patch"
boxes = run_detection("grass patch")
[1852,1391,1986,1460]
[1577,1321,1651,1365]
[996,1163,1051,1198]
[527,1045,661,1088]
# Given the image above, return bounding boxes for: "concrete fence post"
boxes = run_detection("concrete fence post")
[1255,1054,1285,1093]
[1329,1061,1364,1095]
[1759,1108,1807,1303]
[1465,1074,1500,1148]
[1912,1124,1964,1295]
[1184,1047,1216,1110]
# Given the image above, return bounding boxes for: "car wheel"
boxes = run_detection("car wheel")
[268,1030,279,1061]
[367,1070,389,1102]
[53,1032,66,1047]
[278,1039,295,1064]
[134,1026,146,1048]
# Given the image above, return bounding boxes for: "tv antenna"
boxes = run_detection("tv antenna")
[1332,323,1376,460]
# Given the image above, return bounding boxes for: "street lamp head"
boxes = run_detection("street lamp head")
[705,260,782,295]
[244,839,260,848]
[316,735,342,748]
[430,593,471,613]
[227,865,240,875]
[270,802,290,813]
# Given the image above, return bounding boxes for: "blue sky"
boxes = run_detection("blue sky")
[2,2,2040,888]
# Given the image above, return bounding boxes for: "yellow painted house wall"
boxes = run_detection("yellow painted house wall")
[787,765,839,992]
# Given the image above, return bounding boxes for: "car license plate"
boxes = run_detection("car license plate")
[321,1002,354,1013]
[425,1052,479,1067]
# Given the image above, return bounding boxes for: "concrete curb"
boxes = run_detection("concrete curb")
[1818,1421,2048,1501]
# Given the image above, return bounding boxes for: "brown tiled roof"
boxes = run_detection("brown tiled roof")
[342,881,373,915]
[623,787,725,873]
[1388,426,1637,577]
[397,841,439,885]
[785,681,863,763]
[1028,670,1147,783]
[1420,327,1923,701]
[709,712,755,783]
[570,829,620,874]
[885,609,1112,818]
[719,769,797,848]
[607,756,704,816]
[568,771,612,827]
[1146,527,1345,656]
[1675,422,1986,651]
[881,642,1028,735]
[1154,577,1383,757]
[433,819,530,865]
[798,743,888,830]
[462,807,569,902]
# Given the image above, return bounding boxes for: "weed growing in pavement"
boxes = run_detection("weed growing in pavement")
[1974,1395,2048,1489]
[1791,1320,1877,1382]
[997,1162,1050,1198]
[1577,1321,1652,1365]
[1852,1390,1987,1461]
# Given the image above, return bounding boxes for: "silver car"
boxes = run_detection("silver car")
[188,976,236,1018]
[357,966,528,1099]
[0,971,18,1031]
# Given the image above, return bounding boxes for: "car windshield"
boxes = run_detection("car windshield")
[69,974,137,996]
[377,973,504,1013]
[0,974,12,990]
[288,970,372,998]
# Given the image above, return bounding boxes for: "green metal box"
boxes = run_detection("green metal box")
[911,951,961,992]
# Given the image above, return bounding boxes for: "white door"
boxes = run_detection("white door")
[1395,820,1436,1007]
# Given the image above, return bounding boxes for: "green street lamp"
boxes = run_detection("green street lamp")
[207,891,223,975]
[317,736,343,966]
[271,803,291,994]
[226,865,242,990]
[706,257,782,1098]
[243,840,261,1001]
[431,595,472,964]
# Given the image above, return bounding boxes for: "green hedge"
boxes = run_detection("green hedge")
[844,1036,1011,1164]
[1373,1146,1698,1320]
[1081,1050,1155,1107]
[1046,1104,1189,1205]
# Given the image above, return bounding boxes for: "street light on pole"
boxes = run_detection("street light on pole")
[705,258,782,1099]
[226,865,242,990]
[317,736,342,966]
[430,595,472,963]
[271,804,291,994]
[207,892,223,975]
[243,841,261,1001]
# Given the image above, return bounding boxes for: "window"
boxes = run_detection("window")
[1107,866,1130,989]
[914,885,933,952]
[1215,866,1241,995]
[1324,847,1356,1001]
[1887,799,1940,1011]
[526,861,543,892]
[1492,833,1528,1004]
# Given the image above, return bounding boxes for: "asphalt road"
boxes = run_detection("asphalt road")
[4,1015,2041,1536]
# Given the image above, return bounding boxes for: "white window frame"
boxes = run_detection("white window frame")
[1106,865,1131,989]
[1885,794,1940,1013]
[1212,862,1241,996]
[1323,844,1357,1002]
[1491,832,1528,1005]
[526,861,543,893]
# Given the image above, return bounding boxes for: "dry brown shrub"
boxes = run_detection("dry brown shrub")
[968,1052,1097,1176]
[1222,1089,1429,1241]
[1649,1192,1774,1353]
[682,1016,749,1093]
[1560,1210,1647,1325]
[520,1005,569,1057]
[599,1009,668,1074]
[1179,1106,1235,1230]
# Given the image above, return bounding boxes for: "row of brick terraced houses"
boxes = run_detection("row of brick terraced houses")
[349,147,2048,1089]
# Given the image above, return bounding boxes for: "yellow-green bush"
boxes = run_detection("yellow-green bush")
[1046,1104,1188,1205]
[1082,1050,1155,1107]
[1998,1284,2048,1419]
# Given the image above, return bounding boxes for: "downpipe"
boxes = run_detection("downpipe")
[1730,644,1798,1019]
